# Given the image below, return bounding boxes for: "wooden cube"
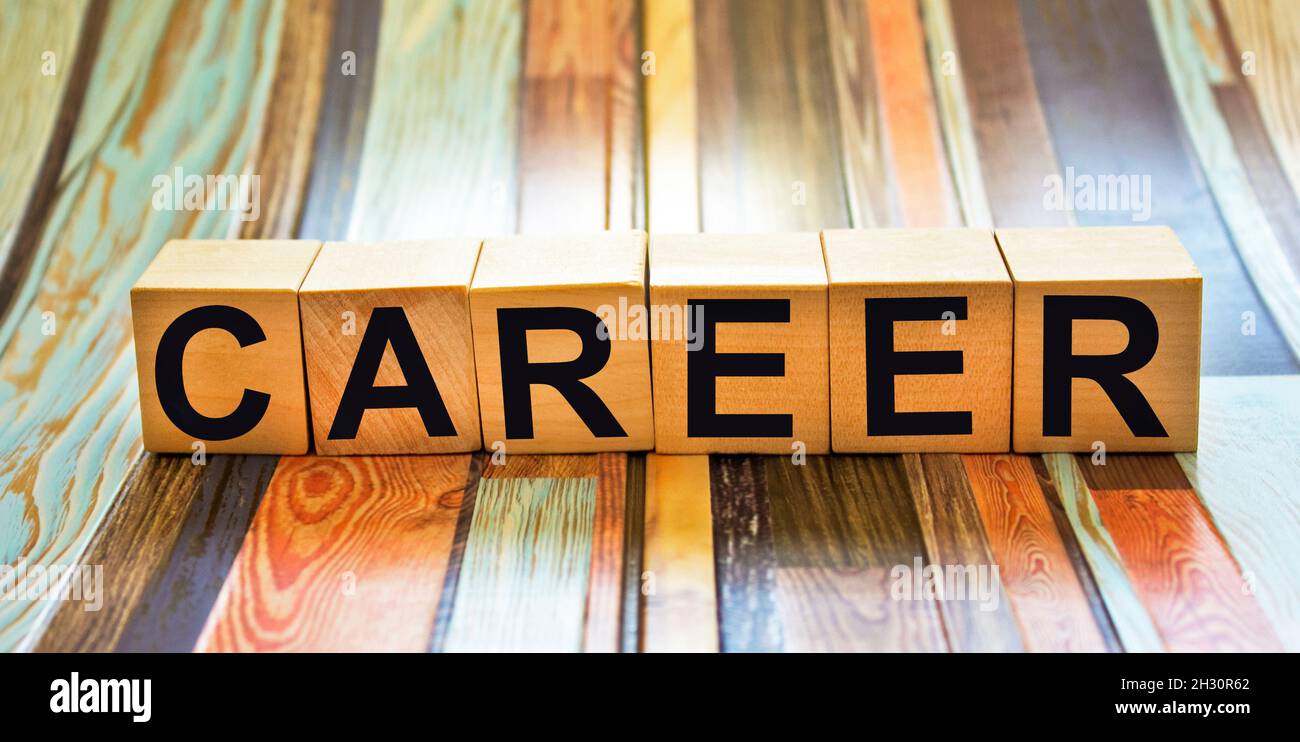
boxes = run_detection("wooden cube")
[649,233,829,454]
[299,240,483,455]
[998,227,1201,452]
[130,240,321,454]
[823,228,1012,452]
[470,232,654,453]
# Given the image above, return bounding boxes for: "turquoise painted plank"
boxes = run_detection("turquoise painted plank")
[0,0,283,651]
[443,477,596,652]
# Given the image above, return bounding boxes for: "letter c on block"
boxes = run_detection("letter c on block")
[155,305,271,441]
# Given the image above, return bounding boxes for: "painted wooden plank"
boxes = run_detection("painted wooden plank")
[962,455,1107,651]
[197,455,473,652]
[620,453,646,652]
[1148,0,1300,359]
[608,0,644,231]
[643,0,698,233]
[709,457,782,652]
[947,0,1066,228]
[1080,454,1281,651]
[823,0,893,228]
[1040,454,1163,652]
[0,0,284,653]
[867,0,959,228]
[33,454,204,651]
[518,0,615,233]
[905,454,1023,651]
[1030,456,1123,652]
[697,0,848,232]
[769,457,946,652]
[442,476,596,652]
[1018,0,1297,374]
[112,455,277,652]
[583,453,627,652]
[297,0,381,242]
[642,454,718,652]
[347,0,520,239]
[1219,0,1300,203]
[426,454,485,652]
[917,0,993,228]
[1177,376,1300,650]
[0,0,91,304]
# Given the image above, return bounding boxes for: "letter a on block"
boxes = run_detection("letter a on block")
[299,240,483,454]
[130,240,321,454]
[649,233,829,454]
[470,232,654,453]
[997,227,1201,452]
[823,229,1012,452]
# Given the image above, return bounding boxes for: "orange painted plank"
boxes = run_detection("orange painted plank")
[867,0,960,228]
[963,455,1107,651]
[1084,458,1282,651]
[196,456,472,652]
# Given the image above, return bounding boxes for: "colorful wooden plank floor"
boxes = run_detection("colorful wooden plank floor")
[3,0,1298,652]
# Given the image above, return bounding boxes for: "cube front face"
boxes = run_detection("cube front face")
[824,228,1012,453]
[469,233,653,453]
[300,287,481,455]
[130,240,321,455]
[649,233,829,454]
[298,240,483,455]
[999,227,1202,452]
[650,286,829,453]
[829,282,1011,452]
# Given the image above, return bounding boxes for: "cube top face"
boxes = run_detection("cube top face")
[299,240,483,455]
[995,226,1200,284]
[133,240,322,292]
[649,232,829,454]
[471,231,647,291]
[299,239,481,293]
[826,230,1012,452]
[822,228,1008,284]
[650,232,827,288]
[470,232,653,453]
[1002,228,1202,452]
[131,240,321,455]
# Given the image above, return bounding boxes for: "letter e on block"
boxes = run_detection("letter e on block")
[130,240,321,454]
[299,240,483,454]
[823,228,1012,452]
[650,233,829,454]
[470,232,654,453]
[997,227,1201,452]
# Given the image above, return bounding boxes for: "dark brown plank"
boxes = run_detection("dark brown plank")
[710,456,782,652]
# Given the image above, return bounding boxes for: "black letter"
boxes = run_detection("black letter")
[155,305,270,440]
[328,306,457,440]
[497,307,625,439]
[865,297,972,436]
[687,298,792,437]
[1042,295,1166,437]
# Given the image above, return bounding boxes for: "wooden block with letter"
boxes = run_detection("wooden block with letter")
[823,228,1012,452]
[997,227,1201,452]
[470,231,654,453]
[649,233,829,454]
[299,239,483,455]
[130,240,321,454]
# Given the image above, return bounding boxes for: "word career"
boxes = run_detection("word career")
[129,228,1200,455]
